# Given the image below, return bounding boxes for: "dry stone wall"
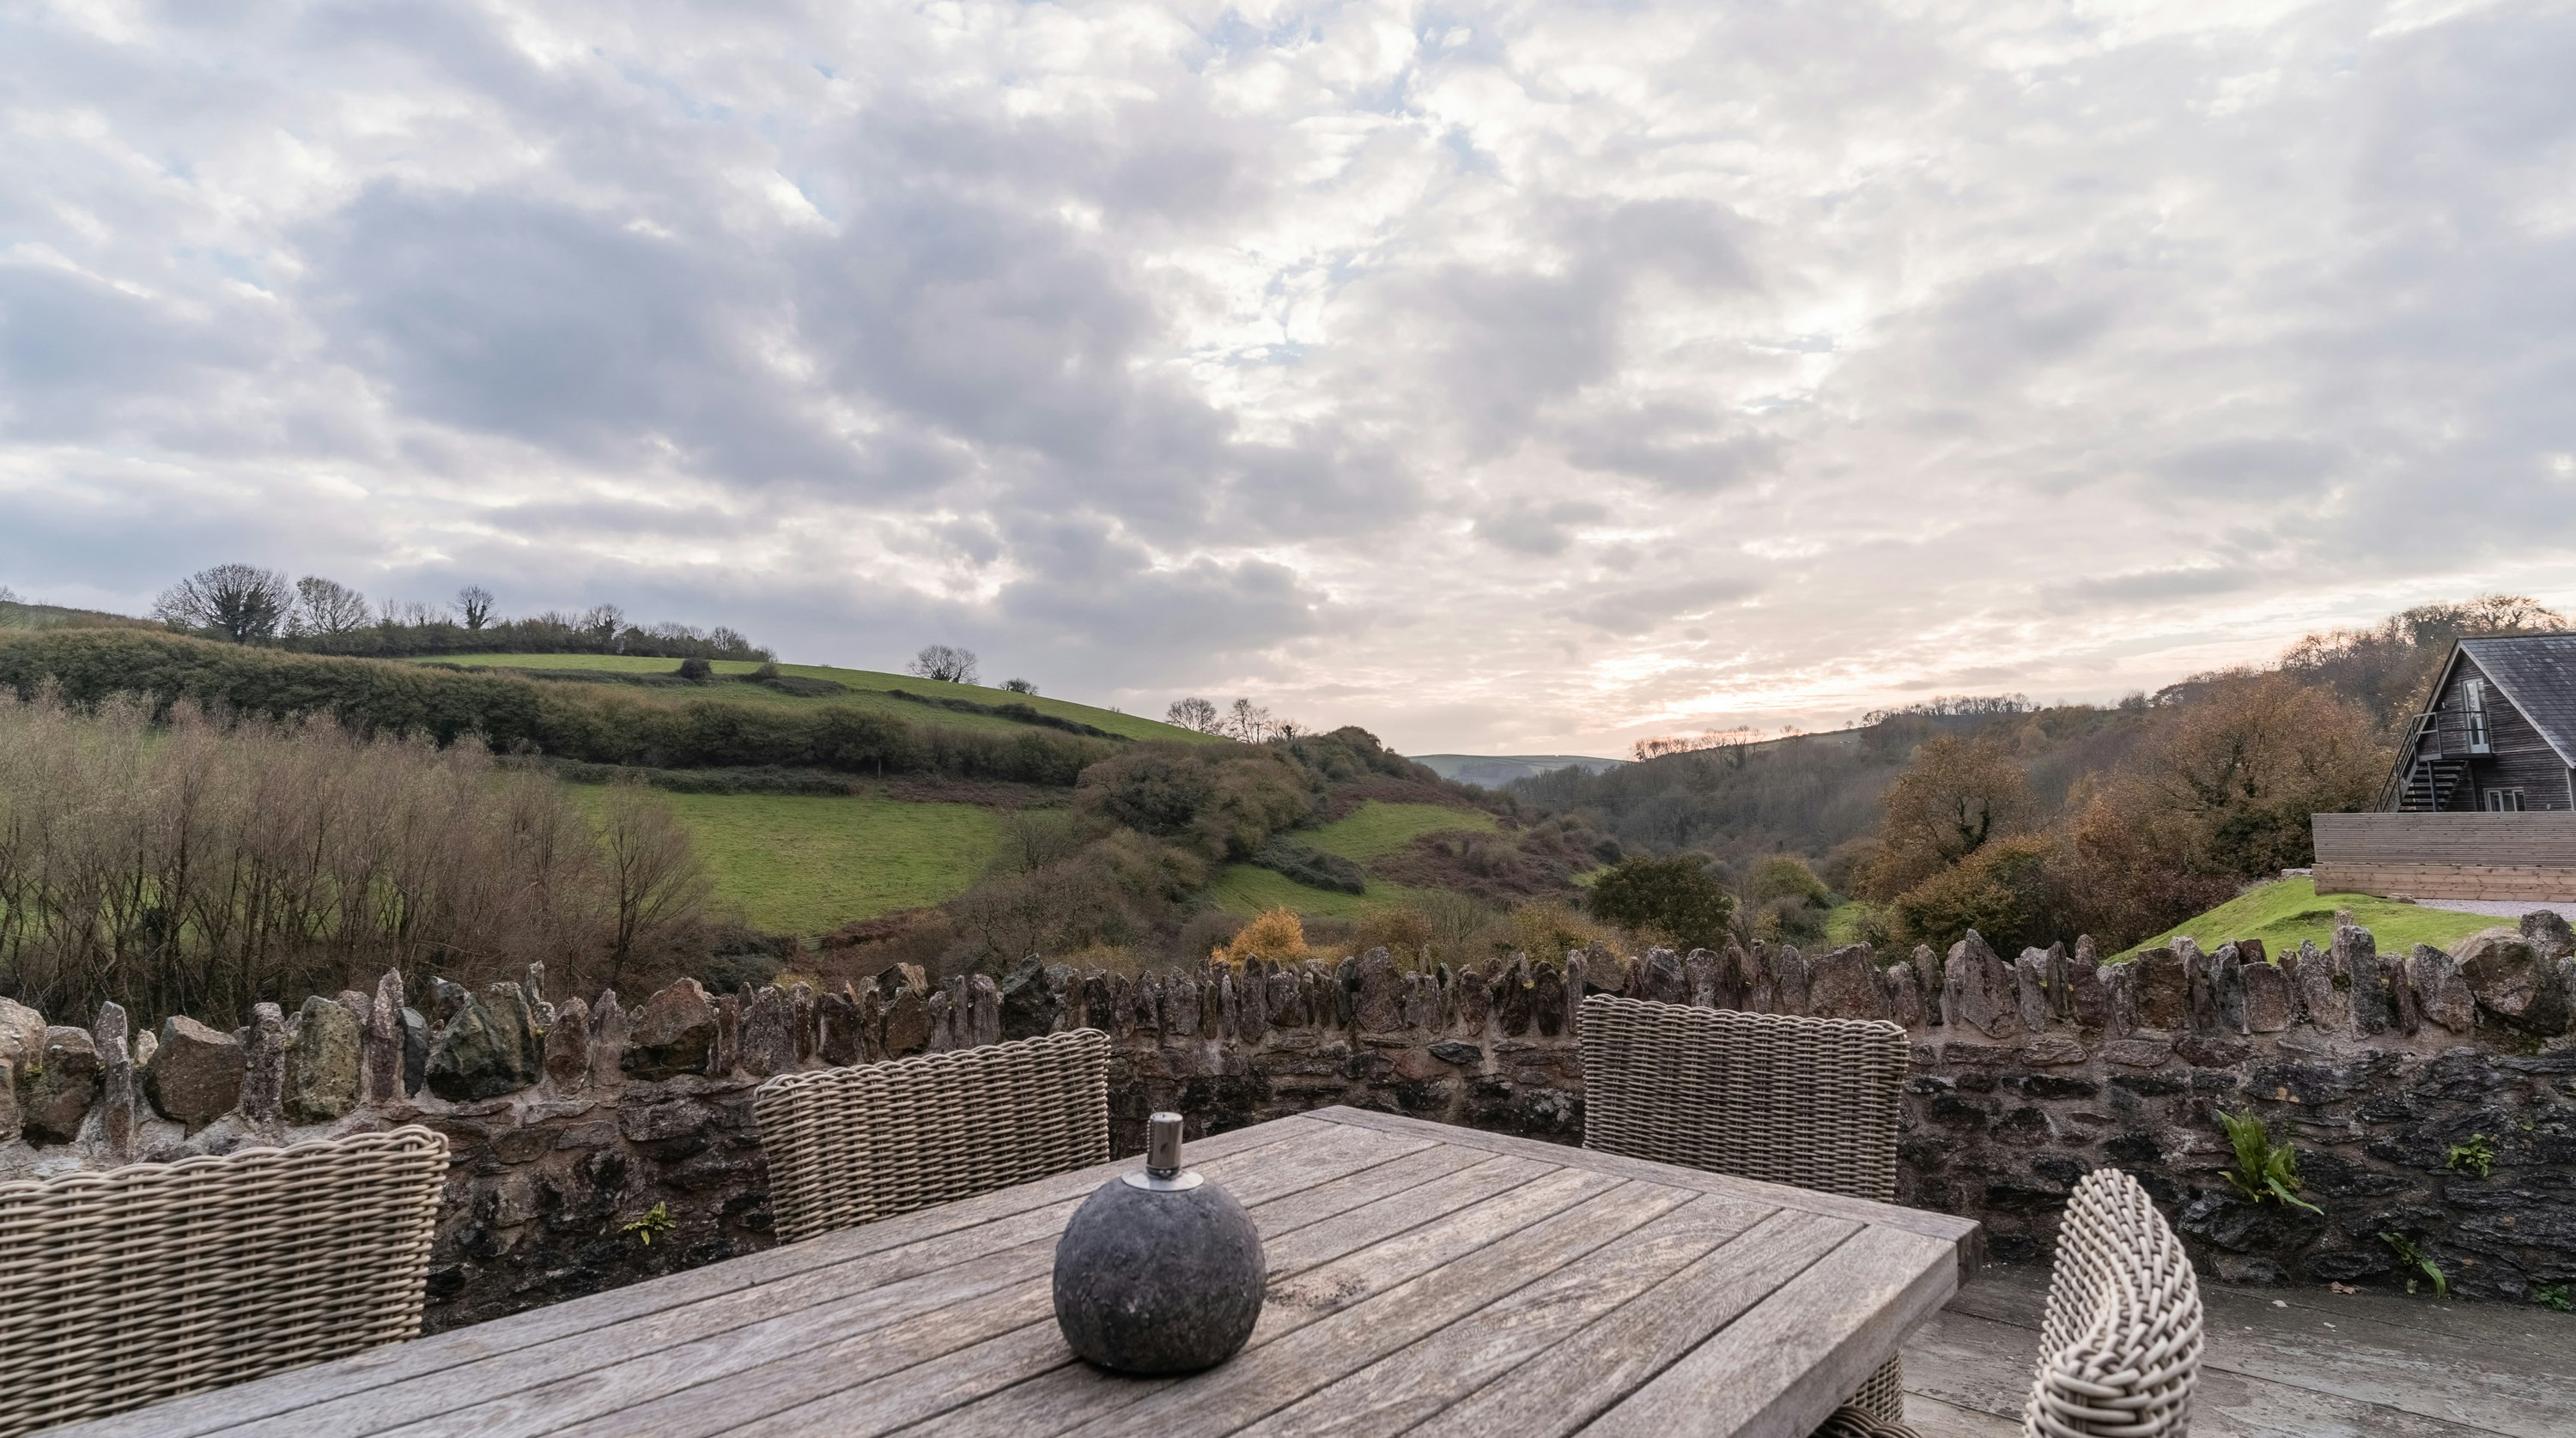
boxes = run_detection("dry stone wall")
[5,913,2574,1329]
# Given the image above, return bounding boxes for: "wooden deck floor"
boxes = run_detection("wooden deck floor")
[1899,1265,2576,1438]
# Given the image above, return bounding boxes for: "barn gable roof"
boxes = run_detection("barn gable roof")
[2459,634,2576,767]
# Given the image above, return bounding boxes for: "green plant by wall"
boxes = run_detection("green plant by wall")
[621,1202,676,1247]
[2445,1134,2495,1179]
[2219,1109,2323,1215]
[2379,1232,2448,1299]
[2537,1283,2573,1314]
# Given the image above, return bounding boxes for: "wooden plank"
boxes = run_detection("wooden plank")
[1306,1107,1984,1283]
[56,1116,1348,1438]
[313,1122,1418,1438]
[1944,1265,2576,1437]
[1042,1176,1699,1438]
[860,1156,1610,1438]
[1364,1204,1848,1438]
[1233,1192,1772,1438]
[1578,1222,1959,1438]
[1901,1306,2501,1438]
[1896,1393,2020,1438]
[896,1160,1601,1438]
[532,1147,1555,1438]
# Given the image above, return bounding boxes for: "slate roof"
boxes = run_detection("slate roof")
[2461,634,2576,766]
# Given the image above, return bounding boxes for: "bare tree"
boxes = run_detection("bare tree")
[908,644,980,685]
[580,604,625,648]
[455,585,495,631]
[293,576,372,636]
[155,564,293,643]
[1164,696,1219,732]
[595,779,713,990]
[1225,697,1277,743]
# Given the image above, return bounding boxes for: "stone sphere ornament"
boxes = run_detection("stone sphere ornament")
[1052,1112,1267,1374]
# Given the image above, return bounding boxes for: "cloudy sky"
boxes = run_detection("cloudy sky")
[4,0,2573,755]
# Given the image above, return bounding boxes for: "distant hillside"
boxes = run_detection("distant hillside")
[1413,754,1625,788]
[1510,706,2146,869]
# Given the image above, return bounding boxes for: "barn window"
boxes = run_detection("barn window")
[2463,677,2492,750]
[2484,788,2525,812]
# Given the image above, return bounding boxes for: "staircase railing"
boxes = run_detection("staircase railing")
[2377,712,2437,812]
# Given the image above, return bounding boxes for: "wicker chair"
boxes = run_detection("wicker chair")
[0,1126,447,1438]
[1577,994,1912,1425]
[1816,1167,2204,1438]
[754,1027,1111,1244]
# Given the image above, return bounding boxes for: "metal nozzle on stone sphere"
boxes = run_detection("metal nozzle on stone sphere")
[1127,1112,1200,1191]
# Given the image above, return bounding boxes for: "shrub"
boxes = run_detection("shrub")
[0,690,713,1025]
[1891,832,2059,954]
[676,657,714,683]
[1217,907,1309,965]
[1249,838,1366,895]
[1586,854,1735,953]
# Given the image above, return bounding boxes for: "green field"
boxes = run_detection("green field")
[575,787,1003,937]
[423,652,1211,743]
[1200,801,1501,919]
[2122,877,2503,960]
[1303,801,1500,861]
[1206,864,1443,919]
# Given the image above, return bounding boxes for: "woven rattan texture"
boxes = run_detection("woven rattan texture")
[754,1027,1110,1244]
[2023,1168,2203,1438]
[0,1126,447,1438]
[1577,995,1913,1425]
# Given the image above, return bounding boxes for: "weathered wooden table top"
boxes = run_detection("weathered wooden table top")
[58,1107,1981,1438]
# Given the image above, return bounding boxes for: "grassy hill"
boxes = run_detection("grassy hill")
[420,652,1209,744]
[1,623,1577,959]
[1206,801,1501,919]
[2120,877,2500,959]
[568,786,1004,936]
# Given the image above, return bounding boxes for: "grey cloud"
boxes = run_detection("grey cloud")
[2154,440,2342,498]
[1561,575,1765,636]
[1474,500,1607,557]
[1560,408,1782,492]
[2047,565,2268,609]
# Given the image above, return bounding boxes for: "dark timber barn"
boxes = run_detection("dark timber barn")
[2380,634,2576,812]
[2312,634,2576,901]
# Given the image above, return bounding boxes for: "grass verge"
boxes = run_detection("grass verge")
[2122,877,2503,960]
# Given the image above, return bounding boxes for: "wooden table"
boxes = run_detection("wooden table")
[58,1107,1980,1438]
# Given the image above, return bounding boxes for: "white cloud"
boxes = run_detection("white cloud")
[3,0,2573,755]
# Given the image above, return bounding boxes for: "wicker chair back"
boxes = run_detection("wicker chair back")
[755,1027,1111,1244]
[1579,994,1912,1423]
[1577,994,1910,1201]
[0,1126,447,1437]
[2024,1168,2203,1437]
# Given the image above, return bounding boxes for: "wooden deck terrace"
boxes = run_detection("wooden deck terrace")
[1899,1264,2575,1437]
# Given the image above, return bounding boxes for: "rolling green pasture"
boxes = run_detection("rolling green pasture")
[1303,801,1501,861]
[1206,864,1443,919]
[424,652,1206,743]
[2121,877,2502,960]
[574,786,1003,937]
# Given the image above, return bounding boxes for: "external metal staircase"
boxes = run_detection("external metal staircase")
[2375,710,2482,811]
[2395,756,2468,811]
